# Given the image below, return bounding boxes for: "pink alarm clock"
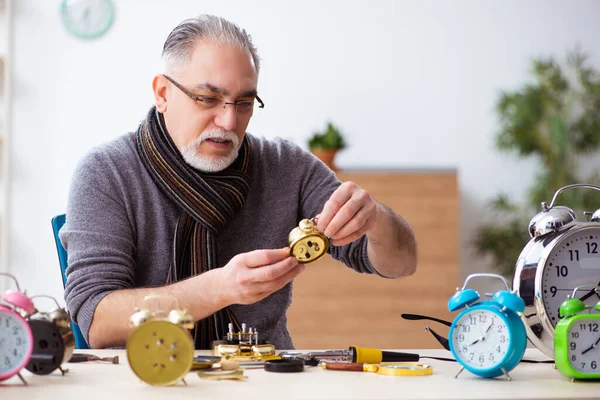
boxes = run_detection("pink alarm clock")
[0,273,36,384]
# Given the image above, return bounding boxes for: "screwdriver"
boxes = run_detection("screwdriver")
[69,353,119,364]
[280,346,420,364]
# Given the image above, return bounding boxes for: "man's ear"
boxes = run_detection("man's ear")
[152,74,168,112]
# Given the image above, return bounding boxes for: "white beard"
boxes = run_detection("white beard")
[179,129,241,172]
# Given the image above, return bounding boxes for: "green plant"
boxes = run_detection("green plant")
[475,47,600,277]
[308,122,347,150]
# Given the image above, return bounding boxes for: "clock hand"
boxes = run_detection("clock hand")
[469,323,493,346]
[581,336,600,355]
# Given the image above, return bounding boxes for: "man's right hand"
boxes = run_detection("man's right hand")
[215,247,305,305]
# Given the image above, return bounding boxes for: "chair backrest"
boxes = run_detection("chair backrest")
[51,214,90,349]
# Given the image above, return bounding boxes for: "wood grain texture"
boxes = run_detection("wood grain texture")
[287,171,459,350]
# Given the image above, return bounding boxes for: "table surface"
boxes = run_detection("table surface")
[1,349,598,400]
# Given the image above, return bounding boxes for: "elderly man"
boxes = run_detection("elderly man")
[61,15,417,350]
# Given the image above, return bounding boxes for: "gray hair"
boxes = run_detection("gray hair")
[161,15,261,74]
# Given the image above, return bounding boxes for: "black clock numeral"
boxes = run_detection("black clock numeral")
[555,265,569,277]
[550,286,558,297]
[569,249,580,261]
[496,346,501,353]
[587,323,599,332]
[572,354,577,362]
[571,332,580,339]
[497,325,503,333]
[12,327,18,335]
[469,316,476,325]
[582,362,586,369]
[469,353,474,361]
[500,335,506,343]
[592,361,597,369]
[462,325,470,333]
[489,354,495,362]
[458,334,464,342]
[587,242,598,254]
[12,348,17,357]
[478,315,487,323]
[570,342,577,350]
[15,337,22,346]
[461,345,468,353]
[479,355,485,363]
[4,356,11,368]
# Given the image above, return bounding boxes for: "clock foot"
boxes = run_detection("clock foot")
[182,378,187,386]
[501,367,512,381]
[454,366,465,379]
[59,366,69,375]
[17,372,28,386]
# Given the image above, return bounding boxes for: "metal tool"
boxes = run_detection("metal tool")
[69,353,119,364]
[280,346,419,364]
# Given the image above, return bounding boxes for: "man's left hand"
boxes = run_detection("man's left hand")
[316,181,380,246]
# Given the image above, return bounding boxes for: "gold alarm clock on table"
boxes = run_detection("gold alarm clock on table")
[126,295,194,386]
[513,184,600,359]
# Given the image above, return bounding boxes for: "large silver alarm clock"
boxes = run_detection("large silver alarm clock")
[513,184,600,359]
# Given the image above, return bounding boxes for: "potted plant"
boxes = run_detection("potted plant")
[474,47,600,277]
[308,121,347,171]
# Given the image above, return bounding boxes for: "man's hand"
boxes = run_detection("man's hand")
[316,181,379,246]
[217,248,305,305]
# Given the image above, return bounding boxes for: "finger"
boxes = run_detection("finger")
[250,263,307,294]
[331,213,377,246]
[243,248,291,268]
[324,194,369,238]
[317,184,353,233]
[330,205,373,241]
[252,256,299,283]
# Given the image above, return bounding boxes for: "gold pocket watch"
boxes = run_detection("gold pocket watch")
[126,295,194,386]
[288,218,329,263]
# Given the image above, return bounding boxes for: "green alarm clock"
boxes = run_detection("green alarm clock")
[555,285,600,381]
[60,0,115,40]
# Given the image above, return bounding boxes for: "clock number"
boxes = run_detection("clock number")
[500,335,506,343]
[592,361,598,370]
[587,323,599,332]
[478,315,487,323]
[4,356,11,368]
[496,346,501,353]
[4,319,8,328]
[12,348,17,357]
[479,355,485,363]
[489,354,494,362]
[15,337,22,346]
[570,342,577,350]
[12,326,18,335]
[572,354,577,362]
[469,316,476,325]
[497,325,503,333]
[550,286,558,297]
[458,334,464,342]
[587,242,598,254]
[569,249,580,261]
[469,353,474,361]
[461,325,470,333]
[462,345,468,353]
[555,265,569,277]
[571,332,579,339]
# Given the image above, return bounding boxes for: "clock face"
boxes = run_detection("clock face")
[451,309,510,370]
[542,228,600,327]
[567,318,600,374]
[0,311,32,378]
[60,0,114,39]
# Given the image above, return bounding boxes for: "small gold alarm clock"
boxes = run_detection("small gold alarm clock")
[288,218,329,263]
[126,295,194,386]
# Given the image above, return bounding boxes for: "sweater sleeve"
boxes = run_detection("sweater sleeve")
[59,145,137,344]
[281,140,383,276]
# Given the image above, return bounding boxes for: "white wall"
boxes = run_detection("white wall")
[6,0,600,304]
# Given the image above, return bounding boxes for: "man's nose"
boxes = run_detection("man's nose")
[214,102,237,131]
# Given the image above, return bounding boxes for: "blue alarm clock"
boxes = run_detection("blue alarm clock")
[448,273,527,380]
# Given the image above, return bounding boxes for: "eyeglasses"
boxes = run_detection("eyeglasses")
[162,74,264,116]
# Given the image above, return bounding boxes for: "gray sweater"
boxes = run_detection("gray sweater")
[60,132,380,349]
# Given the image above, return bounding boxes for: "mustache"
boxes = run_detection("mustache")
[198,130,239,146]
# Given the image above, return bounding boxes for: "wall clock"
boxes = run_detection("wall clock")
[60,0,115,40]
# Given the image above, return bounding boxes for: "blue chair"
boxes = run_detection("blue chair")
[51,214,90,349]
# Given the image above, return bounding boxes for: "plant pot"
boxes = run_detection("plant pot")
[310,148,338,171]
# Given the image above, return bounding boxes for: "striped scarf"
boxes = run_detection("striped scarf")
[135,107,251,349]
